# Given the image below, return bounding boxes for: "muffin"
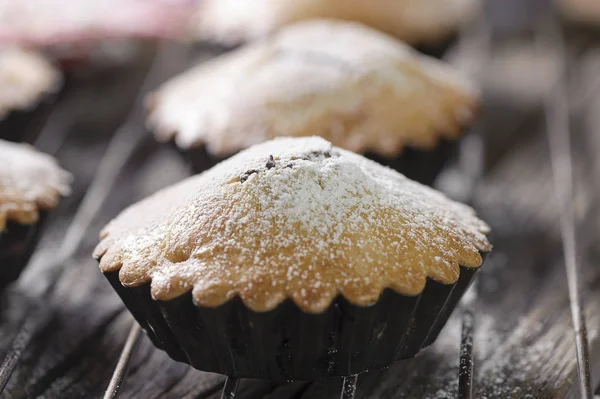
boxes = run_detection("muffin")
[191,0,480,56]
[147,20,479,185]
[95,136,491,381]
[0,140,71,289]
[0,48,62,142]
[0,1,193,46]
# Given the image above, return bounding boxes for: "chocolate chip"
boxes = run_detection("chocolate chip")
[266,155,276,169]
[240,169,258,183]
[306,150,332,159]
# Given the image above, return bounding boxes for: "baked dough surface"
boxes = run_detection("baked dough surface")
[96,137,491,313]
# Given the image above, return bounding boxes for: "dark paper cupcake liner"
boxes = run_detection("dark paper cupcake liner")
[0,213,47,290]
[179,139,458,186]
[104,261,479,381]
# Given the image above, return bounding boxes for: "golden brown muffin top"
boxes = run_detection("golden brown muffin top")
[0,48,61,120]
[0,140,71,231]
[147,20,479,158]
[95,137,491,313]
[191,0,480,46]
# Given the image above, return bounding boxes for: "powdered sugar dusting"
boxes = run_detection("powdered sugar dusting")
[0,140,71,231]
[96,137,490,313]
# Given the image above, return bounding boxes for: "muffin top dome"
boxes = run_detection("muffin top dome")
[0,140,71,231]
[147,19,478,158]
[192,0,480,46]
[95,137,491,313]
[0,48,61,120]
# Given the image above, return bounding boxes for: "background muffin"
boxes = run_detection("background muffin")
[556,0,600,27]
[95,137,491,381]
[0,140,71,289]
[192,0,480,56]
[148,20,479,185]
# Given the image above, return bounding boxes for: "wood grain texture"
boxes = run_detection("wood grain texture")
[1,37,599,399]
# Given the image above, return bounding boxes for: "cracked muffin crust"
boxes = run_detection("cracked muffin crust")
[95,137,491,313]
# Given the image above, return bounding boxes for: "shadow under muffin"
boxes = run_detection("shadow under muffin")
[103,261,479,382]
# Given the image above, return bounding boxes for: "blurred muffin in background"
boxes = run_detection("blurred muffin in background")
[0,139,71,289]
[147,20,479,185]
[0,0,195,68]
[556,0,600,27]
[0,0,192,46]
[192,0,481,56]
[95,136,491,381]
[0,0,196,141]
[0,48,62,142]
